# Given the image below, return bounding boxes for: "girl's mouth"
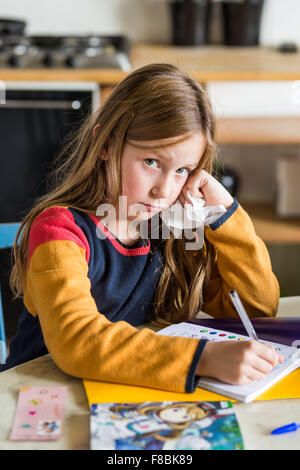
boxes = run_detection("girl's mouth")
[143,204,163,213]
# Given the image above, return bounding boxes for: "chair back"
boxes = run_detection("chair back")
[0,223,21,249]
[0,223,21,364]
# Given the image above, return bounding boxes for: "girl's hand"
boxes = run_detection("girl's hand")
[197,340,284,385]
[179,169,234,209]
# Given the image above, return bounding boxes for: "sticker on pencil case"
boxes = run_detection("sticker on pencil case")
[37,420,62,437]
[10,386,67,441]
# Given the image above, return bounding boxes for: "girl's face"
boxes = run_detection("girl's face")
[121,132,206,221]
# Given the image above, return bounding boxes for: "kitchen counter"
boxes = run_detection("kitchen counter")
[1,44,300,84]
[131,44,300,82]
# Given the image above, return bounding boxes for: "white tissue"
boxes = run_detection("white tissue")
[160,192,226,249]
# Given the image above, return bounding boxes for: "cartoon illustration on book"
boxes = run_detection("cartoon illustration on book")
[90,400,244,450]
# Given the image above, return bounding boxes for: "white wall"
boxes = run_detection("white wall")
[0,0,300,46]
[260,0,300,46]
[0,0,171,42]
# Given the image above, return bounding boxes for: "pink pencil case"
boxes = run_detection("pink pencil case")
[10,386,67,441]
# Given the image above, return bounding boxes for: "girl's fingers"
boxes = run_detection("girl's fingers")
[178,189,192,206]
[179,184,204,206]
[256,343,283,366]
[246,369,268,382]
[242,343,283,382]
[264,344,285,363]
[249,346,284,380]
[252,357,275,376]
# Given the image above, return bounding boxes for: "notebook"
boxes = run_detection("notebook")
[90,400,244,450]
[158,322,300,403]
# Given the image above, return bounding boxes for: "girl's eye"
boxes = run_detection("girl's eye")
[176,167,189,176]
[144,158,159,168]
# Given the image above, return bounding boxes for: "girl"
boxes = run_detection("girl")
[2,63,282,392]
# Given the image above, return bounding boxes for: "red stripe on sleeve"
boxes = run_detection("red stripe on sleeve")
[28,207,90,267]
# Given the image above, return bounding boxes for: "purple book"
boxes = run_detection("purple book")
[189,317,300,346]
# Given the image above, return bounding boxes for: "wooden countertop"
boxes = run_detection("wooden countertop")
[1,44,300,83]
[244,203,300,244]
[131,44,300,82]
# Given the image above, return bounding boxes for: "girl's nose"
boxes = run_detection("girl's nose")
[151,174,173,199]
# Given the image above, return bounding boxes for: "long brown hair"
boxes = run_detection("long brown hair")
[10,63,217,324]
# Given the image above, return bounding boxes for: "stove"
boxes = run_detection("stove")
[0,34,131,70]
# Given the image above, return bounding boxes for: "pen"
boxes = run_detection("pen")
[271,422,300,435]
[229,289,259,341]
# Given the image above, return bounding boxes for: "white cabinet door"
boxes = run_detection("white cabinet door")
[206,81,300,117]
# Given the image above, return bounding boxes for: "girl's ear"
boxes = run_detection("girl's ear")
[93,124,100,136]
[99,152,109,160]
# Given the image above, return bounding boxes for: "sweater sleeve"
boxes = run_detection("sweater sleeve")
[24,207,205,393]
[202,200,279,318]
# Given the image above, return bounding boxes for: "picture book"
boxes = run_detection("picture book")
[90,400,244,450]
[158,322,300,403]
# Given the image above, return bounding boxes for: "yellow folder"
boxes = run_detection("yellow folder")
[83,368,300,406]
